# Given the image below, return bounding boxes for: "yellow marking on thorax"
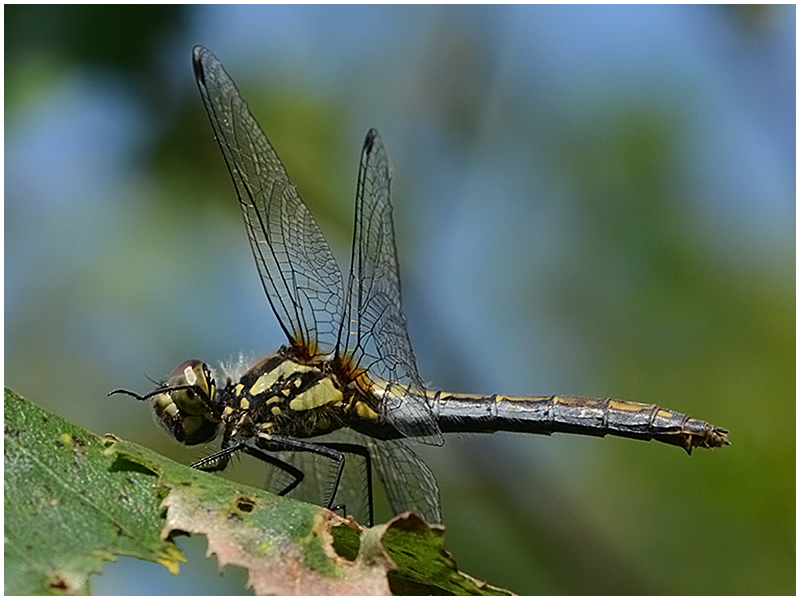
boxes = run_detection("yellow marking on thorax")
[234,383,244,396]
[354,400,379,421]
[288,378,343,411]
[249,360,312,397]
[239,397,250,410]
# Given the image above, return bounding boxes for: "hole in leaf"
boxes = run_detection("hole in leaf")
[330,524,360,561]
[236,496,256,512]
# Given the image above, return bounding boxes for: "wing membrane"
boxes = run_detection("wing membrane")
[194,47,441,442]
[263,433,373,525]
[340,130,443,444]
[193,46,343,356]
[366,436,442,524]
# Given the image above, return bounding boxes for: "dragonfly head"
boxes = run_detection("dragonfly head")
[111,359,221,446]
[153,360,221,445]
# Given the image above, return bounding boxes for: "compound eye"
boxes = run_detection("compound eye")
[166,360,216,416]
[150,359,220,446]
[175,415,220,446]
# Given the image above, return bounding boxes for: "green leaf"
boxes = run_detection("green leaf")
[4,388,512,595]
[4,387,183,594]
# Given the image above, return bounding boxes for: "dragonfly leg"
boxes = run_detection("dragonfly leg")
[191,439,308,497]
[190,442,243,472]
[254,434,347,512]
[318,442,374,527]
[241,444,305,496]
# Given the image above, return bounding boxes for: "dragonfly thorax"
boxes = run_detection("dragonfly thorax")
[214,353,352,441]
[133,351,382,451]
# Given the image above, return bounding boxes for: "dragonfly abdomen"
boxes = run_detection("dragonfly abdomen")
[431,392,728,455]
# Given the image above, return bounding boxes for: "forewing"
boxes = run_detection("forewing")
[339,130,443,444]
[193,46,343,356]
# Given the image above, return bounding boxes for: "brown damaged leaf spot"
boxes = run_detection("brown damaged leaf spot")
[385,511,446,535]
[47,574,71,594]
[160,485,394,595]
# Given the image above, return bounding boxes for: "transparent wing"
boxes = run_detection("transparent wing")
[365,436,442,524]
[193,46,344,356]
[265,432,442,525]
[339,130,443,444]
[263,433,373,525]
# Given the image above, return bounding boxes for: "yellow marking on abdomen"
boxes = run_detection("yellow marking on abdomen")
[608,399,650,411]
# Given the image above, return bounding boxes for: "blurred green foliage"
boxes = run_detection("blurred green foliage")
[5,5,794,595]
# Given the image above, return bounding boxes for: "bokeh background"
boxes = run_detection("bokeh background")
[5,5,794,595]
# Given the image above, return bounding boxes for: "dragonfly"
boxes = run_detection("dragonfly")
[112,46,728,527]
